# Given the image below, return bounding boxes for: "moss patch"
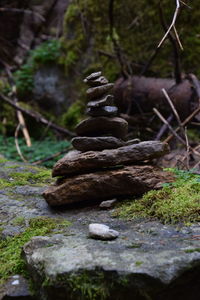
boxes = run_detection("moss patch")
[113,169,200,224]
[0,217,71,285]
[0,168,52,189]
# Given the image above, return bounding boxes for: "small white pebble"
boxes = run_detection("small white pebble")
[89,223,119,240]
[12,280,19,285]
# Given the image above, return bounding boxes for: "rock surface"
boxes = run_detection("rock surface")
[86,83,114,99]
[71,136,125,151]
[99,199,117,209]
[44,165,174,206]
[87,95,114,108]
[86,105,118,117]
[52,141,169,176]
[0,161,200,300]
[75,116,128,139]
[89,223,119,240]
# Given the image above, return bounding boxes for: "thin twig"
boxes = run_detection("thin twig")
[157,0,182,49]
[14,124,28,163]
[0,92,75,137]
[184,127,190,170]
[162,88,184,134]
[155,114,174,140]
[153,108,186,144]
[0,8,45,22]
[159,4,182,83]
[164,106,200,143]
[32,147,72,165]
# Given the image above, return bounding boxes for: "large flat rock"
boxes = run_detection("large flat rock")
[52,141,169,176]
[44,165,174,206]
[0,160,200,300]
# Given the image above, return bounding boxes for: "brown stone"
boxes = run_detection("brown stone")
[86,83,114,100]
[43,165,174,206]
[52,141,169,177]
[71,136,125,152]
[75,117,128,139]
[87,95,114,108]
[86,106,118,117]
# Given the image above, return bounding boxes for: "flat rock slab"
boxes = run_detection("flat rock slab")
[75,116,128,139]
[23,223,200,300]
[52,141,169,176]
[1,160,200,300]
[86,83,114,99]
[71,136,125,151]
[44,165,174,206]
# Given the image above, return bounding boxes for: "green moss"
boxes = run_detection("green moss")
[61,100,85,130]
[0,217,71,285]
[135,261,144,267]
[14,40,61,97]
[67,271,109,300]
[184,248,200,253]
[0,168,52,189]
[113,169,200,224]
[12,217,26,226]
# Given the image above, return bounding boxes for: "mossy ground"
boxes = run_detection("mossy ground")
[0,167,52,189]
[113,169,200,224]
[0,217,71,285]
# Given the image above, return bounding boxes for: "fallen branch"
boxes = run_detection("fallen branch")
[15,124,28,163]
[0,92,76,138]
[164,106,200,143]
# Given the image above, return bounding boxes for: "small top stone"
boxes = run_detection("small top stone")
[84,71,102,83]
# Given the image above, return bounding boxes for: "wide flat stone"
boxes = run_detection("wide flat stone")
[44,165,173,206]
[71,136,125,151]
[86,83,114,100]
[52,141,169,177]
[75,117,128,139]
[86,106,118,117]
[87,95,114,108]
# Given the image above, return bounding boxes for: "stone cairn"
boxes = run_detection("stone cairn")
[43,72,171,206]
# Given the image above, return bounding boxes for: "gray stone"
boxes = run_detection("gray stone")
[1,275,34,299]
[83,71,102,82]
[44,165,174,206]
[52,141,169,177]
[71,136,125,151]
[87,95,114,108]
[89,223,119,240]
[85,76,109,87]
[86,83,114,100]
[0,160,200,300]
[86,105,118,117]
[22,223,200,300]
[99,199,117,209]
[75,116,128,139]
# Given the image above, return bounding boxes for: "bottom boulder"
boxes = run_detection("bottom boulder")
[43,165,174,206]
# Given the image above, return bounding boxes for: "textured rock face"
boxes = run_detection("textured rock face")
[23,223,200,300]
[71,136,125,151]
[43,165,173,206]
[52,141,169,177]
[0,160,199,300]
[75,116,128,139]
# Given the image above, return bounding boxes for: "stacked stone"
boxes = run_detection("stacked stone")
[43,72,170,207]
[71,71,129,152]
